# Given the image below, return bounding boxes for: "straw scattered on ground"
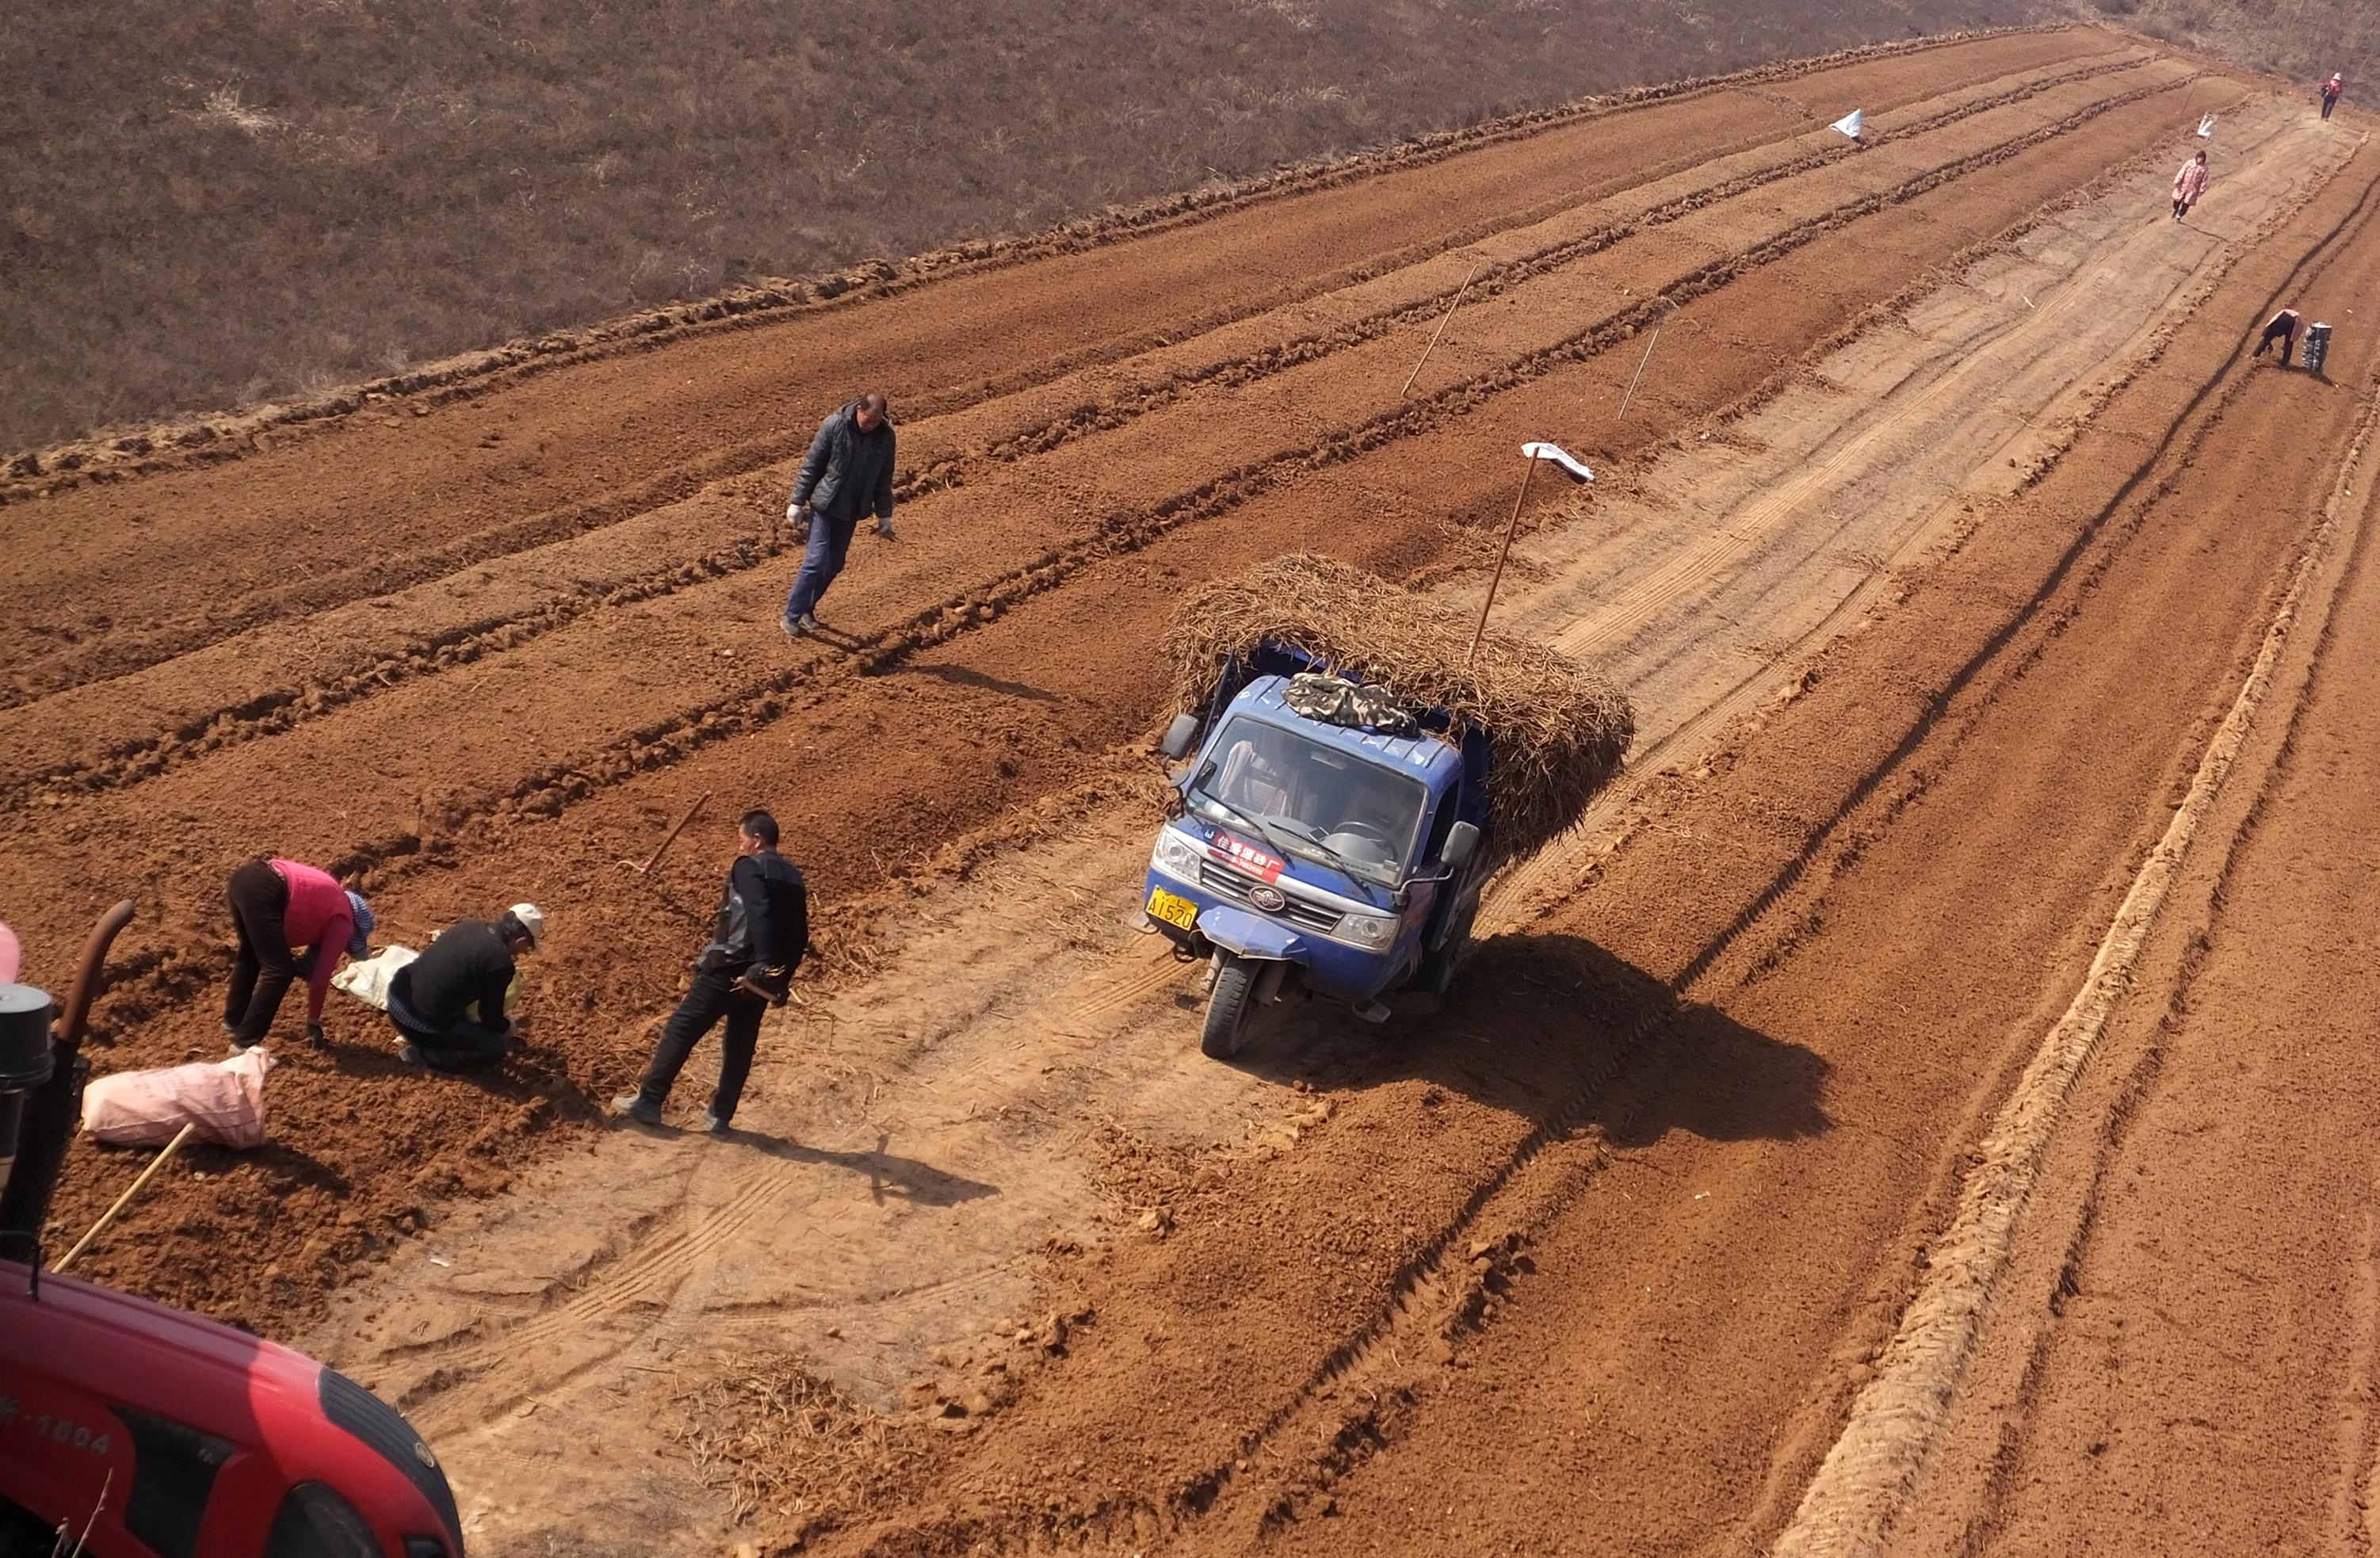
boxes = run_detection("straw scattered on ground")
[1162,554,1634,862]
[670,1356,927,1536]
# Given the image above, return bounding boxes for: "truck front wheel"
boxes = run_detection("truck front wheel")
[1201,954,1258,1060]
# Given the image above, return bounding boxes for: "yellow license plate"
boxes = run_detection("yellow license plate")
[1147,886,1199,930]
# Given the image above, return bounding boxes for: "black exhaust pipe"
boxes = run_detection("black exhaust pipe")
[0,900,133,1251]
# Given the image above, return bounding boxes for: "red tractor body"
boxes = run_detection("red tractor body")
[0,1259,464,1557]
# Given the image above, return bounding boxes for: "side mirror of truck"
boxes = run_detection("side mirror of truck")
[1159,713,1200,762]
[1440,822,1480,871]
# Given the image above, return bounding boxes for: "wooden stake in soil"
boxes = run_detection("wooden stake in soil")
[1465,443,1598,667]
[1400,263,1482,399]
[55,1123,197,1274]
[1616,296,1679,421]
[631,789,714,875]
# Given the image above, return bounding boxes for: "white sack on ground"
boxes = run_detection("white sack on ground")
[333,944,419,1010]
[82,1048,277,1149]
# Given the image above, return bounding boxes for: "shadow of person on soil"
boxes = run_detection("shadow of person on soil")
[895,662,1063,705]
[1221,930,1830,1149]
[719,1127,999,1209]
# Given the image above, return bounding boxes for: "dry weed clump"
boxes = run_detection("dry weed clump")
[670,1357,926,1533]
[1161,555,1633,864]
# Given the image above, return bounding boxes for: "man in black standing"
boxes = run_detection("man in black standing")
[780,391,896,636]
[613,809,808,1132]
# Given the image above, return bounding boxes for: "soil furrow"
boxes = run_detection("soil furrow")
[0,47,2147,716]
[0,64,2204,824]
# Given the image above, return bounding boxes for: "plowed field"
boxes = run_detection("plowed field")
[6,23,2378,1558]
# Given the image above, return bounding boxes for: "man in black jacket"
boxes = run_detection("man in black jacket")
[613,809,808,1132]
[388,903,544,1071]
[781,392,896,636]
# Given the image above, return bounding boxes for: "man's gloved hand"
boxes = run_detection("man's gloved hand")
[305,1021,327,1049]
[735,966,792,1007]
[786,501,813,538]
[873,515,896,540]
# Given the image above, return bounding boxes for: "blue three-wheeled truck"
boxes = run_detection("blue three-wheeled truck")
[1141,642,1494,1058]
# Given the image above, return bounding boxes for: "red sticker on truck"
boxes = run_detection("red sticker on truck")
[1209,832,1286,884]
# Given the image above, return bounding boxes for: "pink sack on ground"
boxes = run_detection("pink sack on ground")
[81,1048,277,1149]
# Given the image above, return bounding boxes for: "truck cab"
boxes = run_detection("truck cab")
[1142,649,1491,1058]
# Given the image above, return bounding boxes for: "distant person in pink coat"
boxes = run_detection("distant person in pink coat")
[2172,151,2209,221]
[2323,73,2345,120]
[223,857,372,1050]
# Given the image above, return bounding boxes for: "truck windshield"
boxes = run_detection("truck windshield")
[1191,716,1430,884]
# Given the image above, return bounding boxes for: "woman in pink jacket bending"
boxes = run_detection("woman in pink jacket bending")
[2172,151,2209,221]
[223,857,372,1049]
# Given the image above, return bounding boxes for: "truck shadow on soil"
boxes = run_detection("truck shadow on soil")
[1228,930,1831,1150]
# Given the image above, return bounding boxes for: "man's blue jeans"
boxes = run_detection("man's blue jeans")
[785,513,861,621]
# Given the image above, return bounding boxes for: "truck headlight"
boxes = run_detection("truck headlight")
[1336,913,1398,950]
[1154,828,1202,879]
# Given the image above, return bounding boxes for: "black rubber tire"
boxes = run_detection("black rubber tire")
[1417,904,1477,997]
[1201,954,1258,1060]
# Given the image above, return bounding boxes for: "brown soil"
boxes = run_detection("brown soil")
[4,25,2374,1558]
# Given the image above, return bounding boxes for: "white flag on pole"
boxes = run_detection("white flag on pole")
[1830,109,1864,141]
[2197,112,2217,139]
[1522,442,1595,483]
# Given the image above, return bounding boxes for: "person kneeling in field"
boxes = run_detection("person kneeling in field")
[388,903,544,1070]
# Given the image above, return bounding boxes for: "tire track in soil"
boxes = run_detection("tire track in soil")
[0,63,2206,842]
[0,47,2152,759]
[781,119,2380,1558]
[0,30,2112,702]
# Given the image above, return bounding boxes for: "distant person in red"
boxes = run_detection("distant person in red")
[2323,73,2345,120]
[2171,151,2209,221]
[2253,307,2303,365]
[223,857,372,1049]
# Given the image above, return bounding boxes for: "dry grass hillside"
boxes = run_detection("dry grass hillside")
[3,0,2351,453]
[2059,0,2373,81]
[6,0,2042,452]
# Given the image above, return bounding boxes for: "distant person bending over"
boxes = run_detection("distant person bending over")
[781,391,897,636]
[388,903,544,1070]
[2253,307,2304,365]
[614,810,808,1132]
[2172,151,2209,221]
[223,857,372,1050]
[2323,72,2346,121]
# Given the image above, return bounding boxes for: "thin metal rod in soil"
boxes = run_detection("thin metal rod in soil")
[1617,296,1682,420]
[1467,453,1544,668]
[55,1124,199,1274]
[1401,263,1483,398]
[632,789,714,874]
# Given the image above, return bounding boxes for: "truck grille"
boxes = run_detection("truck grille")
[1197,860,1341,932]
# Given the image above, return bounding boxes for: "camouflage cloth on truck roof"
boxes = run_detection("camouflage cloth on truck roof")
[1282,672,1419,735]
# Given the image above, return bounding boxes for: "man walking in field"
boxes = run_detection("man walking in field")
[2171,150,2209,221]
[781,391,897,636]
[613,808,808,1132]
[2323,73,2345,120]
